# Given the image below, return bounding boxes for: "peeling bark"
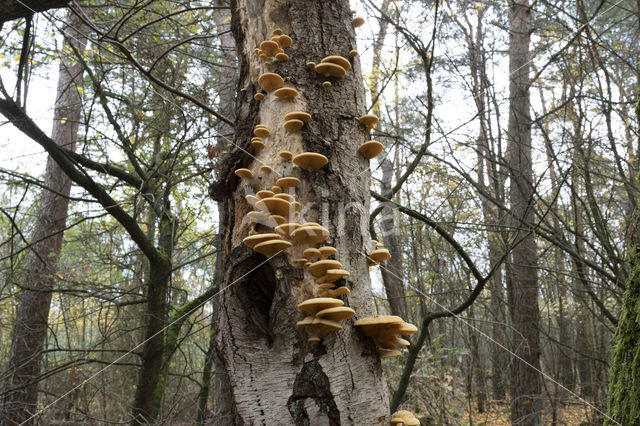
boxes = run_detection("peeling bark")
[211,1,389,424]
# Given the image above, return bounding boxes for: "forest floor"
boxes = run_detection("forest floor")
[461,400,594,425]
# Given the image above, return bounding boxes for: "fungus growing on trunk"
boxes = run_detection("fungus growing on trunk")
[320,55,351,71]
[253,239,292,256]
[352,17,365,27]
[254,93,265,101]
[322,81,332,89]
[274,87,299,100]
[358,114,379,132]
[243,233,282,248]
[258,72,284,92]
[349,49,358,57]
[234,168,253,179]
[284,119,304,132]
[250,137,265,150]
[358,141,384,159]
[277,35,292,48]
[260,40,280,56]
[390,410,420,425]
[291,225,330,246]
[354,315,418,358]
[314,62,346,78]
[254,125,271,138]
[293,153,328,170]
[279,151,293,161]
[276,177,300,188]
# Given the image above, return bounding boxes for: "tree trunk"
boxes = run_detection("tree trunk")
[197,2,237,422]
[210,0,390,423]
[507,0,542,424]
[0,6,89,424]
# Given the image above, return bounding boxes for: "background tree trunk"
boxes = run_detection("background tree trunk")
[507,0,542,424]
[210,0,390,423]
[0,7,90,424]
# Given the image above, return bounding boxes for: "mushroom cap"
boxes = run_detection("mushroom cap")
[397,322,418,335]
[284,111,312,122]
[316,306,355,322]
[317,268,350,283]
[293,152,328,171]
[352,16,365,27]
[255,197,292,217]
[260,165,273,173]
[316,283,336,291]
[314,62,346,78]
[254,48,262,55]
[390,410,420,426]
[250,138,265,150]
[254,93,265,101]
[378,348,402,359]
[306,61,316,70]
[318,246,338,258]
[254,126,271,138]
[256,190,275,199]
[258,72,284,92]
[243,233,282,248]
[308,260,343,277]
[253,239,292,256]
[359,114,379,131]
[320,55,351,71]
[269,214,286,225]
[354,315,405,337]
[358,141,384,159]
[277,34,292,48]
[259,40,280,57]
[275,52,289,61]
[247,211,273,227]
[322,81,332,89]
[234,168,253,179]
[259,53,269,61]
[275,222,301,238]
[318,287,351,298]
[276,177,300,188]
[273,193,295,202]
[377,336,411,350]
[291,225,330,246]
[349,49,358,57]
[303,222,321,226]
[272,28,284,36]
[292,201,301,212]
[298,297,344,315]
[245,194,260,207]
[275,47,285,54]
[279,150,294,160]
[303,248,321,260]
[274,87,299,99]
[369,248,391,262]
[303,318,343,343]
[271,185,282,193]
[284,119,304,132]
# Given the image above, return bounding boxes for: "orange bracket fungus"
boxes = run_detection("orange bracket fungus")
[320,55,351,71]
[250,137,264,150]
[253,239,292,256]
[293,152,328,170]
[284,111,311,123]
[359,114,379,132]
[253,125,271,138]
[274,87,299,100]
[276,176,300,188]
[258,72,284,92]
[254,93,265,101]
[358,141,384,160]
[277,34,292,48]
[284,119,304,132]
[234,168,253,179]
[349,49,358,57]
[243,233,282,248]
[306,61,316,70]
[314,62,346,78]
[256,190,275,199]
[390,410,420,425]
[259,40,280,57]
[279,150,294,161]
[291,225,330,246]
[275,52,289,61]
[352,16,365,27]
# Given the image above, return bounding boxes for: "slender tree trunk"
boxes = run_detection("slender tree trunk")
[0,7,90,424]
[210,1,390,423]
[196,2,237,422]
[507,1,542,424]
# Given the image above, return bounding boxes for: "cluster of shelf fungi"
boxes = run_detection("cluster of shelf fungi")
[234,18,419,425]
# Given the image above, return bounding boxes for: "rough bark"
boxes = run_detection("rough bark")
[211,0,389,424]
[0,7,89,424]
[0,0,69,25]
[197,3,237,422]
[507,0,542,424]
